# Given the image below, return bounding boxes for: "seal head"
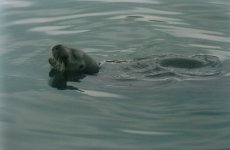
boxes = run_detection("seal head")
[49,44,100,74]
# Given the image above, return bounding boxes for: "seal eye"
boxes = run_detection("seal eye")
[79,64,84,70]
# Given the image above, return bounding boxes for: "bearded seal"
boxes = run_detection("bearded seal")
[48,44,100,74]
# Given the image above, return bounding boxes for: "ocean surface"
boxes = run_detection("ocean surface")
[0,0,230,150]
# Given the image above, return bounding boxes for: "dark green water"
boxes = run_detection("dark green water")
[0,0,230,149]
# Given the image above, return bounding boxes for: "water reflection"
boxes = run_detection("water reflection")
[0,0,33,8]
[29,26,89,35]
[48,68,125,98]
[77,0,160,4]
[48,68,85,90]
[154,25,230,43]
[10,7,181,25]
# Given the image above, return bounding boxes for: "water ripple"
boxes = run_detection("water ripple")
[10,7,182,25]
[81,89,125,99]
[77,0,160,4]
[121,129,174,135]
[110,15,188,25]
[154,25,230,43]
[29,26,88,35]
[188,44,222,50]
[98,54,223,86]
[0,0,33,8]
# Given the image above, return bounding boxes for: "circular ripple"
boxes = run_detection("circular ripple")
[157,54,221,77]
[159,57,204,69]
[115,54,222,81]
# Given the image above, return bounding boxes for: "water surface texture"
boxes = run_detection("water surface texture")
[0,0,230,150]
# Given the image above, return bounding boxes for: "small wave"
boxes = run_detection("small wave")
[121,129,174,135]
[29,26,89,35]
[102,54,222,81]
[0,0,33,8]
[10,7,181,25]
[81,89,125,99]
[154,25,230,43]
[77,0,160,4]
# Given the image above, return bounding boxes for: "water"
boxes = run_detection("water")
[0,0,230,149]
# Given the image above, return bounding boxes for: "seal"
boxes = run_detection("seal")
[48,44,100,74]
